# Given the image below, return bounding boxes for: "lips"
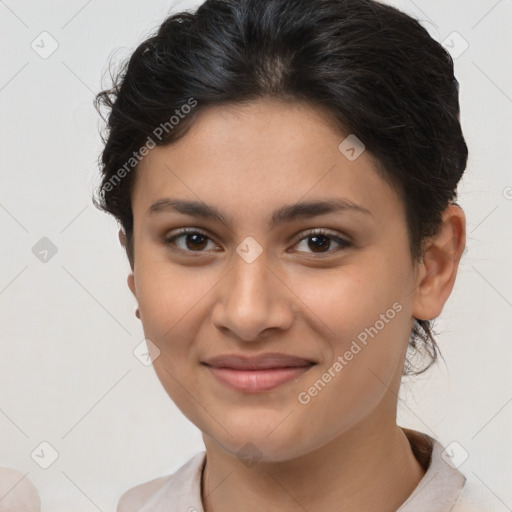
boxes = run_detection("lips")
[202,353,316,392]
[202,352,316,370]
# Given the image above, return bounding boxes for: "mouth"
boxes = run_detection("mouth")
[202,353,316,393]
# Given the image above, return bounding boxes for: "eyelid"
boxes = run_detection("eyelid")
[291,228,351,245]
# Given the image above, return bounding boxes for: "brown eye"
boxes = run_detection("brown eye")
[164,229,216,252]
[293,229,351,255]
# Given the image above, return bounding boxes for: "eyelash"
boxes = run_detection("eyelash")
[163,227,352,256]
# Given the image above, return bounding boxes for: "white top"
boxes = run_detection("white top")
[117,429,505,512]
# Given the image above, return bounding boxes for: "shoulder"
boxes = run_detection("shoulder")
[117,451,206,512]
[452,472,507,512]
[399,429,507,512]
[117,475,173,512]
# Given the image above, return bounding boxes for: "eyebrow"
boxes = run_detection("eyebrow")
[146,197,372,230]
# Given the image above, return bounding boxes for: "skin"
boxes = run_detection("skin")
[123,98,466,511]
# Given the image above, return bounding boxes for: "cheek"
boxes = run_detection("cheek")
[294,293,409,444]
[135,260,210,422]
[135,257,209,338]
[290,259,408,338]
[291,260,411,394]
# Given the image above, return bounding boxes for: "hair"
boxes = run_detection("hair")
[93,0,468,376]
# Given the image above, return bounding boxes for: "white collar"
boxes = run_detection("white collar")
[131,429,466,512]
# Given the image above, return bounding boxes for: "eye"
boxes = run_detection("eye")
[163,227,352,255]
[164,228,218,253]
[292,229,351,255]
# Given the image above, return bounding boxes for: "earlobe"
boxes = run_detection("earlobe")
[411,205,466,321]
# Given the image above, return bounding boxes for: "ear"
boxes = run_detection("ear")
[127,272,136,298]
[118,228,127,247]
[119,228,137,298]
[411,204,466,321]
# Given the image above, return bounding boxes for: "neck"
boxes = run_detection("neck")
[201,419,426,512]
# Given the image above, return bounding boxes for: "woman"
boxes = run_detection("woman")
[94,0,500,510]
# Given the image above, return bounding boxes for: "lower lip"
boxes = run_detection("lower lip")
[205,365,314,392]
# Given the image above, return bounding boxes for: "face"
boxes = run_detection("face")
[127,99,422,462]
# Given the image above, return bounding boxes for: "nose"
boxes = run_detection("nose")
[211,249,294,342]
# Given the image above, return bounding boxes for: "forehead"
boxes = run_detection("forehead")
[132,99,403,225]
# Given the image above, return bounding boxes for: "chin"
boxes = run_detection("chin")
[203,418,316,464]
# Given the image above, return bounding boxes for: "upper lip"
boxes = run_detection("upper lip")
[202,352,316,370]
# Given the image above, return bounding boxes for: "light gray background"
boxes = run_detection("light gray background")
[0,0,511,510]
